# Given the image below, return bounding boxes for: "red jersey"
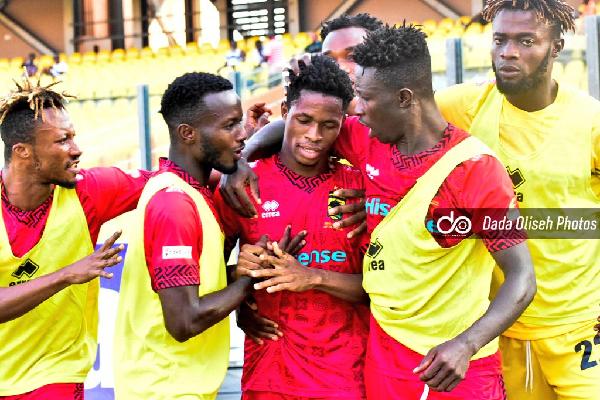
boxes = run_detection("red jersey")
[214,155,369,399]
[334,117,523,252]
[1,167,152,258]
[143,158,222,291]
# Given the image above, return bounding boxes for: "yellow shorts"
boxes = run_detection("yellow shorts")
[500,320,600,400]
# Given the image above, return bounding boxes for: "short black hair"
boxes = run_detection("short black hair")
[482,0,575,37]
[320,13,383,41]
[286,55,354,111]
[0,79,72,162]
[352,23,433,97]
[159,72,233,131]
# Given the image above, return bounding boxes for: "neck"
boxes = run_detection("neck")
[168,148,210,186]
[278,149,329,177]
[1,164,54,211]
[504,78,558,112]
[395,101,448,155]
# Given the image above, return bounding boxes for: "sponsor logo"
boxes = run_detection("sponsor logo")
[506,166,525,189]
[365,197,391,217]
[366,163,380,180]
[261,200,280,218]
[162,246,193,259]
[12,259,39,279]
[426,211,472,236]
[506,166,525,202]
[365,240,385,270]
[366,239,383,258]
[328,191,345,221]
[297,250,347,266]
[165,185,184,193]
[10,259,39,286]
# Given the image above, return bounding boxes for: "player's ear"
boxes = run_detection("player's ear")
[176,123,196,143]
[281,101,289,119]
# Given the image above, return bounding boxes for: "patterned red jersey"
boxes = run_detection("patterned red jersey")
[334,116,523,252]
[214,155,369,399]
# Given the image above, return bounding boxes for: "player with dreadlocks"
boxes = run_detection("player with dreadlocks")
[346,23,535,399]
[435,1,600,398]
[0,77,152,399]
[213,55,369,400]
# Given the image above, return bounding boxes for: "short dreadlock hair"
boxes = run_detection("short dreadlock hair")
[352,24,434,97]
[0,78,73,162]
[286,55,354,111]
[482,0,576,37]
[159,72,233,134]
[320,13,383,41]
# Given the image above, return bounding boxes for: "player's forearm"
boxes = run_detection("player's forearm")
[454,244,535,354]
[0,269,71,323]
[312,270,368,303]
[242,119,285,161]
[183,277,254,341]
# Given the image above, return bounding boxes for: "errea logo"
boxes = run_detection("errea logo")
[261,200,280,218]
[366,164,380,180]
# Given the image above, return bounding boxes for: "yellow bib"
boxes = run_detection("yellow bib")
[470,85,600,335]
[113,172,229,400]
[363,136,498,359]
[0,185,95,395]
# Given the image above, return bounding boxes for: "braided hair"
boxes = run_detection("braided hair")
[482,0,576,35]
[0,76,74,161]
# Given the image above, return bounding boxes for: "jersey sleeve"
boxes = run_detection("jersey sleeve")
[459,155,525,252]
[333,116,370,168]
[144,188,201,292]
[435,83,486,132]
[76,167,153,225]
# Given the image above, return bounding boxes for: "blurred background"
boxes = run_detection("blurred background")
[0,0,598,398]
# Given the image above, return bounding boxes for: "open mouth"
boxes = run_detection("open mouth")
[67,160,80,174]
[233,146,244,160]
[297,144,323,159]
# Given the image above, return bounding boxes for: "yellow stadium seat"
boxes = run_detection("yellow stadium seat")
[421,19,437,32]
[68,52,82,64]
[10,56,24,69]
[294,32,309,42]
[185,42,199,54]
[111,48,126,62]
[82,51,97,63]
[458,16,471,27]
[140,47,154,59]
[170,46,186,57]
[438,17,455,31]
[465,22,482,35]
[155,47,170,58]
[218,39,230,52]
[199,43,216,55]
[125,47,140,59]
[94,50,110,64]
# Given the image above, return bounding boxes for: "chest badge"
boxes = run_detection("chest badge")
[328,191,345,221]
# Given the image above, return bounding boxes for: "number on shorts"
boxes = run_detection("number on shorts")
[574,336,600,370]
